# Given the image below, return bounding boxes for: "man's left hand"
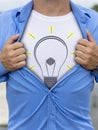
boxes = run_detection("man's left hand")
[75,30,98,70]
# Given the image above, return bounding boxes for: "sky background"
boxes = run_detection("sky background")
[0,0,98,12]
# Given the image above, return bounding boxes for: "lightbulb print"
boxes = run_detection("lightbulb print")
[34,36,68,88]
[26,25,76,88]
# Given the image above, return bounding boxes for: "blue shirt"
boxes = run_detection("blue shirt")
[0,1,98,130]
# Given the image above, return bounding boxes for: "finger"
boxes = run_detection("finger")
[9,60,26,71]
[6,34,19,45]
[7,42,24,50]
[76,44,87,52]
[78,39,89,47]
[5,47,26,58]
[14,48,26,56]
[13,54,26,63]
[86,29,96,43]
[11,42,24,50]
[75,50,87,60]
[15,61,26,69]
[10,42,25,52]
[75,56,86,65]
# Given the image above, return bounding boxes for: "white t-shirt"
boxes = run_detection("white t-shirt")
[21,10,82,87]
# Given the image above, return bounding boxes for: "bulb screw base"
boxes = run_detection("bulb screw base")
[44,77,57,89]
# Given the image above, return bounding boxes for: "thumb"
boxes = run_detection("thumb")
[6,34,20,45]
[86,29,96,43]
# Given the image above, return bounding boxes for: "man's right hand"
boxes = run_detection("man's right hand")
[0,34,26,71]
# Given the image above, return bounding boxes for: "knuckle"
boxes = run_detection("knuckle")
[8,52,13,57]
[19,61,26,68]
[83,60,89,65]
[75,45,78,50]
[75,50,78,55]
[15,42,23,48]
[75,57,79,62]
[23,60,26,65]
[5,45,10,51]
[86,49,92,54]
[87,55,91,60]
[19,42,23,47]
[89,44,95,49]
[90,43,94,47]
[7,52,12,57]
[23,54,26,59]
[20,54,26,60]
[22,61,26,66]
[11,64,17,69]
[82,62,86,66]
[75,57,77,62]
[21,48,26,53]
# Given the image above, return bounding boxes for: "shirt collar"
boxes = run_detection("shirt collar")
[70,1,91,23]
[16,0,34,22]
[16,0,91,24]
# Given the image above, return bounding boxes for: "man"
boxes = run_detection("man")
[0,0,98,129]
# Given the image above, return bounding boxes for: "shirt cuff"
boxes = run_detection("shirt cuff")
[0,61,9,76]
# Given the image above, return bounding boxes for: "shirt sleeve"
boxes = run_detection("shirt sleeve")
[0,61,8,82]
[86,9,98,82]
[0,12,9,82]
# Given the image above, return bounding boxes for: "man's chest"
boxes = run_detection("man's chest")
[21,11,82,87]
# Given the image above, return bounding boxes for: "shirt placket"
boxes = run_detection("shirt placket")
[47,92,56,130]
